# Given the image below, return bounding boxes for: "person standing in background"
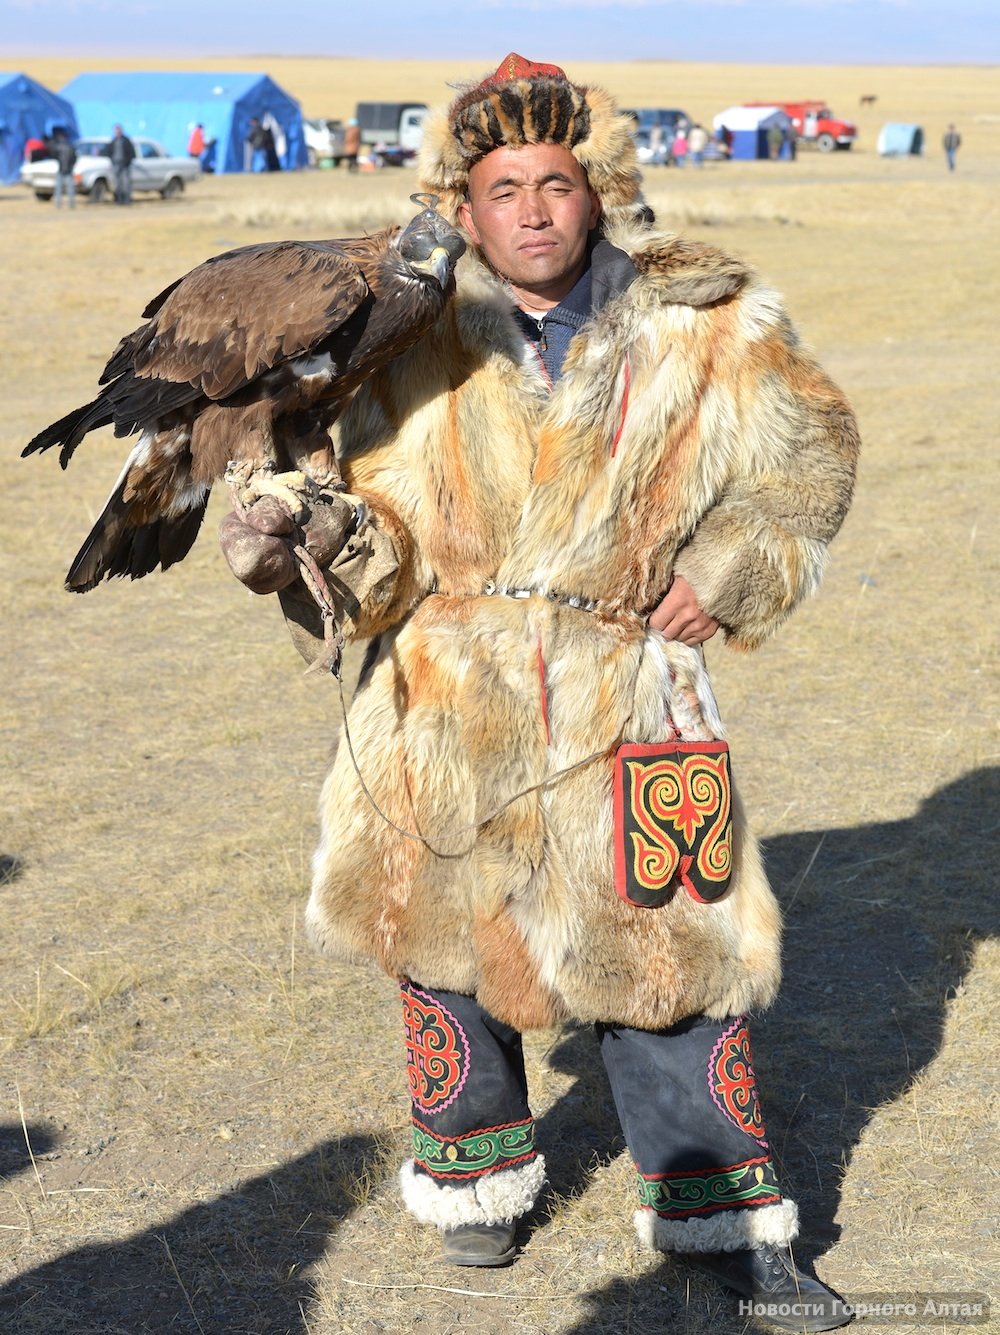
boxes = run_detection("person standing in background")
[187,123,206,159]
[687,122,708,167]
[261,121,282,171]
[342,117,361,173]
[942,123,961,171]
[50,128,76,209]
[104,124,135,205]
[245,117,267,172]
[671,122,688,166]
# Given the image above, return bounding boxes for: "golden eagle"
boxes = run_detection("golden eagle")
[24,195,465,593]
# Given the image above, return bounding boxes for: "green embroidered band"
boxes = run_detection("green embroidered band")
[412,1115,537,1180]
[637,1155,782,1218]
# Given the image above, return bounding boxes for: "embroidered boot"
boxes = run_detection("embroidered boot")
[680,1244,853,1331]
[441,1219,517,1266]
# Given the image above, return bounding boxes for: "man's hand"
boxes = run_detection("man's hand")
[219,491,362,596]
[648,574,720,646]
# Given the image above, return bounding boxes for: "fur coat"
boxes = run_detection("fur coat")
[301,221,859,1033]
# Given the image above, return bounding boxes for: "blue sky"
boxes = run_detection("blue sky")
[5,0,997,65]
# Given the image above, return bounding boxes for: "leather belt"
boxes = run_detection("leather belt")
[481,580,600,613]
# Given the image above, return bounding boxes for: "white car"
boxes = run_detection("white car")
[20,137,201,202]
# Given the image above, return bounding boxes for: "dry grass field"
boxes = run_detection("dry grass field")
[2,56,998,1335]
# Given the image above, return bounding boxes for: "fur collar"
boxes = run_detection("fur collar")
[452,225,752,329]
[606,222,752,306]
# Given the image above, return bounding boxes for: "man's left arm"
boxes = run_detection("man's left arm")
[669,319,860,651]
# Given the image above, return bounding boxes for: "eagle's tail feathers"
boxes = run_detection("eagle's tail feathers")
[157,501,211,574]
[65,481,211,593]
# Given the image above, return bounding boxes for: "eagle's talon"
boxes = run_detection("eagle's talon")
[227,466,319,522]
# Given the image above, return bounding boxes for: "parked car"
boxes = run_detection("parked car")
[624,108,690,135]
[19,137,201,202]
[303,117,346,168]
[623,108,692,165]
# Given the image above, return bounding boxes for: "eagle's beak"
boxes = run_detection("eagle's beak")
[426,245,453,290]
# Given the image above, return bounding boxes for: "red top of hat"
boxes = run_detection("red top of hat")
[476,53,568,91]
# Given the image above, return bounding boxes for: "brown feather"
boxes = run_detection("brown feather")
[134,241,373,399]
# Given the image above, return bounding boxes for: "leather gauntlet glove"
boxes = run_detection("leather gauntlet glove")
[219,490,362,595]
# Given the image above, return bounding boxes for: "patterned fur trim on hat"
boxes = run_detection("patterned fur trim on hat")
[418,60,645,230]
[634,1199,800,1253]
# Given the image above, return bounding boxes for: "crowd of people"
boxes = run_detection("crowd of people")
[19,103,967,217]
[640,118,724,166]
[641,116,802,166]
[23,122,136,205]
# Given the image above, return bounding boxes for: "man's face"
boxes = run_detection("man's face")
[457,142,600,306]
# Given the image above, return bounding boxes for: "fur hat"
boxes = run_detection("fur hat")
[418,52,646,230]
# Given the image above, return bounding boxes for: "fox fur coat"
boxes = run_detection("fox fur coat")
[298,220,859,1034]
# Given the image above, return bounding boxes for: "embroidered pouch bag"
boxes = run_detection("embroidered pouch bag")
[613,740,733,907]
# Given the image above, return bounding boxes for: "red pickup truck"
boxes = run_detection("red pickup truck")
[745,101,857,152]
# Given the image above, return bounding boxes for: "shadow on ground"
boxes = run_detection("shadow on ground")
[0,853,25,886]
[0,1122,57,1179]
[531,768,998,1331]
[0,1133,379,1335]
[1,770,994,1333]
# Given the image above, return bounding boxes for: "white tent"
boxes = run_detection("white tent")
[713,105,793,159]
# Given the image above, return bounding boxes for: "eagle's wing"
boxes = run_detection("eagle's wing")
[105,239,376,402]
[24,240,382,594]
[22,207,462,594]
[25,237,386,468]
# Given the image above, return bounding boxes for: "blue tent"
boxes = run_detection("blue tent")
[58,71,307,173]
[877,123,924,156]
[0,72,78,184]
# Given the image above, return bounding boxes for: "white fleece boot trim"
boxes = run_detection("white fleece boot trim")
[400,1155,547,1230]
[635,1198,800,1253]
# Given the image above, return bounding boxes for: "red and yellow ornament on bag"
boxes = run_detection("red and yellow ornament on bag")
[613,740,734,907]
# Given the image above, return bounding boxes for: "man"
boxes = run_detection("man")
[245,116,267,172]
[687,121,708,166]
[104,124,135,205]
[342,117,362,172]
[50,128,76,209]
[942,123,961,171]
[221,55,858,1332]
[187,122,206,159]
[261,120,282,171]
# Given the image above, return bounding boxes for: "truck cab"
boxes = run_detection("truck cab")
[355,102,428,153]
